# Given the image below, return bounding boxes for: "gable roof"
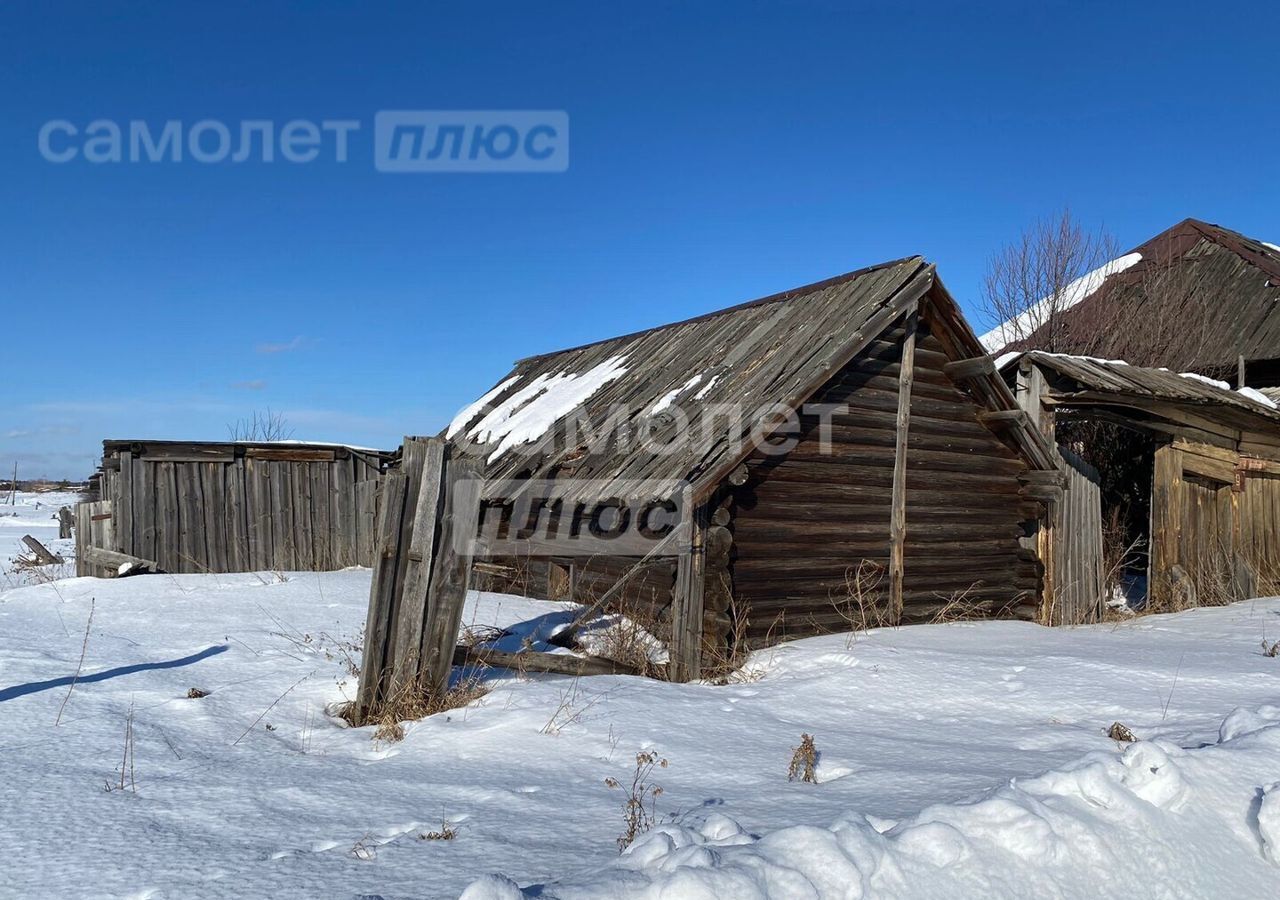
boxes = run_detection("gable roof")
[445,258,1055,503]
[990,218,1280,368]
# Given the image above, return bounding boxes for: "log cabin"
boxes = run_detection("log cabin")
[447,257,1061,679]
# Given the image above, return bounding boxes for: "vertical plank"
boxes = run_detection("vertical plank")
[356,472,409,720]
[134,458,156,566]
[334,458,355,567]
[669,486,707,683]
[201,463,228,573]
[391,439,447,694]
[356,480,378,567]
[888,309,919,623]
[117,449,135,556]
[270,461,296,571]
[247,458,270,571]
[226,458,248,571]
[74,502,87,577]
[421,451,483,697]
[292,463,315,570]
[1150,444,1183,608]
[312,463,332,570]
[157,461,180,574]
[177,464,205,573]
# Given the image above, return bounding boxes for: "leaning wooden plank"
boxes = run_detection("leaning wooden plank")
[81,546,159,575]
[389,439,446,695]
[889,309,919,622]
[21,535,63,565]
[550,526,684,647]
[420,451,483,698]
[354,472,409,722]
[453,646,642,677]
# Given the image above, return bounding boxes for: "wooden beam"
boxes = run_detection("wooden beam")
[21,535,63,565]
[453,645,642,677]
[977,408,1029,429]
[669,487,707,682]
[942,355,996,381]
[80,546,158,574]
[889,308,919,623]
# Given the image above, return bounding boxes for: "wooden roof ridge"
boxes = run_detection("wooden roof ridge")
[1123,217,1280,282]
[515,255,926,365]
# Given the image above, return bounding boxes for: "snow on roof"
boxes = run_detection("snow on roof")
[650,373,704,415]
[458,356,629,462]
[995,350,1129,371]
[978,252,1143,352]
[1263,241,1280,254]
[1002,351,1280,417]
[446,376,521,440]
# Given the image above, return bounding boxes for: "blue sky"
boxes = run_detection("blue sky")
[2,1,1278,478]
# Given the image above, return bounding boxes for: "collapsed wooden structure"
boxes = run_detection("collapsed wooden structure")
[1003,352,1280,614]
[77,440,393,576]
[432,256,1064,683]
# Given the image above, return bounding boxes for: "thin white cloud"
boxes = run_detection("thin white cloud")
[232,380,268,391]
[256,336,308,354]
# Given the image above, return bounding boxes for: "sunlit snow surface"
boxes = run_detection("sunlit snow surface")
[2,564,1279,897]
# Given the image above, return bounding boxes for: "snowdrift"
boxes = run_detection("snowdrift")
[467,709,1280,899]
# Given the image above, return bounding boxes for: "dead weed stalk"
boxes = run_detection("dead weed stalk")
[605,750,668,852]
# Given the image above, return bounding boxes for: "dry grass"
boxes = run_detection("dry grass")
[1262,639,1280,658]
[830,560,890,645]
[9,552,74,584]
[1108,721,1137,743]
[186,687,209,699]
[929,584,992,624]
[358,673,490,744]
[605,750,668,852]
[591,605,665,679]
[702,593,764,685]
[418,820,459,841]
[788,733,818,784]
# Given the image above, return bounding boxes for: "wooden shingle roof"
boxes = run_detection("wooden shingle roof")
[1000,351,1280,434]
[446,258,1055,502]
[1004,218,1280,369]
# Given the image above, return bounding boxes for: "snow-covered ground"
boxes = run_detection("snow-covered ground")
[1,569,1279,898]
[0,490,80,589]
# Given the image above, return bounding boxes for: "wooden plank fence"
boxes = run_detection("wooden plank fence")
[77,442,388,576]
[1044,448,1105,625]
[354,437,481,723]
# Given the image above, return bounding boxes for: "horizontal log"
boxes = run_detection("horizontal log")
[80,546,160,574]
[453,646,644,677]
[942,356,997,380]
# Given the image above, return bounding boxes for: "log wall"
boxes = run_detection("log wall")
[731,318,1042,644]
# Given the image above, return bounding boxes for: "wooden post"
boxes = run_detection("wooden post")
[670,486,706,682]
[420,451,482,697]
[1238,354,1246,390]
[1150,444,1184,609]
[356,472,409,720]
[389,438,446,695]
[888,309,918,623]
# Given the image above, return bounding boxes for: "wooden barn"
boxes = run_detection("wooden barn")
[1001,351,1280,617]
[444,257,1063,677]
[77,440,394,576]
[989,218,1280,386]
